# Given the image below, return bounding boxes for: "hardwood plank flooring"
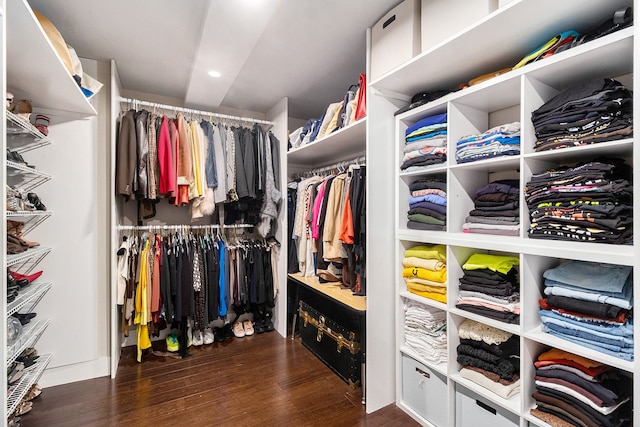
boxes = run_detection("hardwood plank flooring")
[20,332,418,426]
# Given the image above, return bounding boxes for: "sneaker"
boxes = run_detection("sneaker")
[243,320,255,336]
[264,318,275,332]
[232,322,245,338]
[187,322,193,347]
[254,319,266,334]
[223,323,234,340]
[166,334,179,352]
[203,327,214,345]
[213,327,225,342]
[193,330,204,346]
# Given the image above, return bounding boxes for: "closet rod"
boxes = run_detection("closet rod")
[117,224,254,231]
[296,155,366,177]
[118,97,274,126]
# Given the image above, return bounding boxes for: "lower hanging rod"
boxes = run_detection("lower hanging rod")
[117,224,254,231]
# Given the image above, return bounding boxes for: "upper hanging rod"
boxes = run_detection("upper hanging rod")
[117,224,254,231]
[118,97,274,126]
[295,155,366,178]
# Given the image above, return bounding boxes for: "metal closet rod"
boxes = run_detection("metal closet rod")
[302,155,366,175]
[117,224,254,231]
[118,97,274,126]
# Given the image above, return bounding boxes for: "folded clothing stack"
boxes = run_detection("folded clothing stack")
[407,177,446,231]
[402,244,447,303]
[531,77,633,152]
[456,253,520,324]
[463,179,519,236]
[457,319,520,399]
[525,157,633,244]
[455,122,521,164]
[404,300,447,365]
[541,260,633,361]
[530,348,632,427]
[401,113,447,171]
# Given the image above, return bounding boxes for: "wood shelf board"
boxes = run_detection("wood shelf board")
[6,0,96,124]
[288,273,366,312]
[371,0,633,96]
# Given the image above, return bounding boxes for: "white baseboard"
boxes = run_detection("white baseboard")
[39,357,111,388]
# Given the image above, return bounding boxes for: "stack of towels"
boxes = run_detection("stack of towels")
[463,179,520,236]
[401,113,448,171]
[531,348,632,426]
[457,319,520,399]
[455,122,521,163]
[407,177,447,231]
[456,253,520,324]
[402,244,447,303]
[404,300,447,365]
[540,260,633,361]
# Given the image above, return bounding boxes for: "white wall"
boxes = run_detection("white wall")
[29,58,111,386]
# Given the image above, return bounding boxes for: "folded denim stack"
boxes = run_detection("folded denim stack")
[455,122,521,164]
[531,77,633,152]
[540,260,633,361]
[525,158,633,244]
[404,300,447,365]
[530,348,632,427]
[456,253,520,324]
[463,179,519,236]
[401,113,447,171]
[457,319,520,399]
[402,244,447,303]
[407,177,446,231]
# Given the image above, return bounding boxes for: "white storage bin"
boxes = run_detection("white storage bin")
[401,354,448,427]
[421,0,498,52]
[371,0,421,81]
[455,385,519,427]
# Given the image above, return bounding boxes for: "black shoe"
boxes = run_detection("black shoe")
[7,271,28,289]
[263,318,274,332]
[213,327,225,342]
[13,313,37,326]
[254,319,266,334]
[223,323,234,340]
[27,193,46,211]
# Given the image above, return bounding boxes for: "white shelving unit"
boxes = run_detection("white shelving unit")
[371,0,638,425]
[3,0,97,419]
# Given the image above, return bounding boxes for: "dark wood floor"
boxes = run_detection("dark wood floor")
[20,332,417,426]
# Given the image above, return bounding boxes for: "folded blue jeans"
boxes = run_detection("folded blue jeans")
[543,327,634,361]
[543,260,632,293]
[544,286,632,310]
[540,309,634,337]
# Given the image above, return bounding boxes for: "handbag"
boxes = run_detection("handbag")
[354,73,367,121]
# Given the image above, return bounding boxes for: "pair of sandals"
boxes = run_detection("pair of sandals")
[6,186,46,212]
[12,384,42,417]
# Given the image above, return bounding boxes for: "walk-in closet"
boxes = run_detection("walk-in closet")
[2,0,638,426]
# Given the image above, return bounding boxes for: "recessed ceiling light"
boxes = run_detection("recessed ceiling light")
[208,70,222,78]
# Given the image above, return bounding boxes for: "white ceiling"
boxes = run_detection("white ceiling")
[27,0,399,119]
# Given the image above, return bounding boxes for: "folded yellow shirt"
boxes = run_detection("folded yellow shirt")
[405,277,446,287]
[402,257,445,271]
[463,253,519,275]
[403,266,447,283]
[405,244,446,261]
[405,280,446,294]
[407,284,447,303]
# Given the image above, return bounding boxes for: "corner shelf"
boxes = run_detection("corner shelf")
[6,210,52,234]
[7,282,52,318]
[6,111,52,153]
[7,247,52,272]
[6,319,51,368]
[6,0,96,124]
[287,118,366,169]
[6,353,52,417]
[6,160,52,191]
